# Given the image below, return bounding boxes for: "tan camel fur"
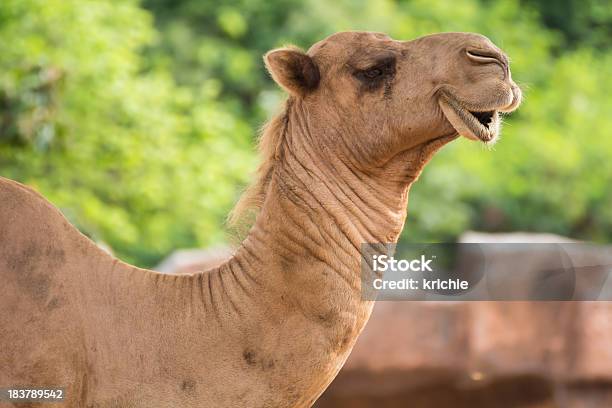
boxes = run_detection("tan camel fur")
[0,31,521,407]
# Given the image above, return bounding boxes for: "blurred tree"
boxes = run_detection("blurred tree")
[522,0,612,51]
[0,0,253,266]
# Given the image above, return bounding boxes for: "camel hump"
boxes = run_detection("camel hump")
[0,176,73,240]
[0,176,49,203]
[0,177,102,284]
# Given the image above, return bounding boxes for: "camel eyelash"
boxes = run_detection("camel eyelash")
[353,57,396,83]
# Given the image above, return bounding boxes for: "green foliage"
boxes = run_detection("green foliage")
[1,0,610,266]
[0,0,253,266]
[523,0,612,51]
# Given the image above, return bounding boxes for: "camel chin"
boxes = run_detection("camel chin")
[439,97,501,144]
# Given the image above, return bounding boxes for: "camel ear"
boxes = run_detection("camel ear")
[264,47,320,96]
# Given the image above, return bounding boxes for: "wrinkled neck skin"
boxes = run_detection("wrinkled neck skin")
[246,99,456,297]
[75,100,455,408]
[213,99,456,406]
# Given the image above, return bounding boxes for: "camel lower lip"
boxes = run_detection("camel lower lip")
[439,95,500,143]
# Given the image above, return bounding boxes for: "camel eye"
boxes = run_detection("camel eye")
[353,56,396,91]
[354,57,395,83]
[364,68,383,79]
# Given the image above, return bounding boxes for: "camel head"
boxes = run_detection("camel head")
[264,31,521,168]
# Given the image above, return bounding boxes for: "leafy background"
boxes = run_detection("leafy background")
[0,0,610,267]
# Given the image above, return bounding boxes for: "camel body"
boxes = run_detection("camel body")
[0,31,521,407]
[0,177,369,407]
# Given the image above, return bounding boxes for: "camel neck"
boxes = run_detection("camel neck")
[224,102,456,301]
[207,101,457,327]
[274,102,415,244]
[225,106,431,310]
[166,107,457,408]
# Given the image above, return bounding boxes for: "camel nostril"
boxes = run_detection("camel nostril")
[466,48,509,79]
[466,49,503,65]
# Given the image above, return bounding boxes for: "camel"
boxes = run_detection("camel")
[0,31,521,407]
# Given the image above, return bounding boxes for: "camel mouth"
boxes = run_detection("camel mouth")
[469,110,495,128]
[438,94,501,144]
